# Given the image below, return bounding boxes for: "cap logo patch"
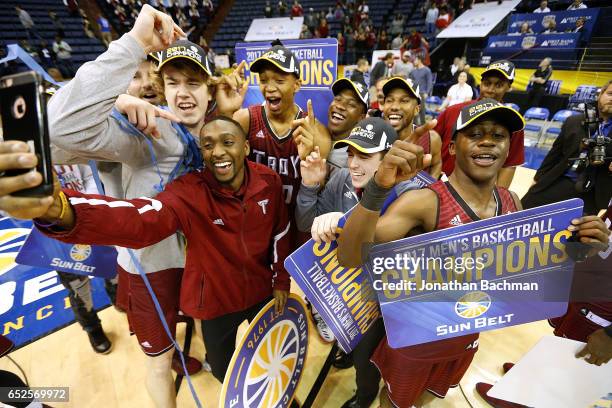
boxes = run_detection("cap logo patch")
[350,125,376,140]
[489,61,510,72]
[165,46,202,63]
[468,101,498,117]
[265,50,287,63]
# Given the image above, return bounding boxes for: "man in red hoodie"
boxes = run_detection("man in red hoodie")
[0,117,291,384]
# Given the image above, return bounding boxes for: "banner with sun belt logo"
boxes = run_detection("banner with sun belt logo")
[284,172,436,354]
[219,294,308,408]
[0,218,111,348]
[363,199,584,349]
[235,39,338,126]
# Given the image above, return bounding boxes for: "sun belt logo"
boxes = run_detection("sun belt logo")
[455,291,491,319]
[220,295,308,408]
[521,36,537,49]
[69,244,92,262]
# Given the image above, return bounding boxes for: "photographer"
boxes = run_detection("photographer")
[522,80,612,215]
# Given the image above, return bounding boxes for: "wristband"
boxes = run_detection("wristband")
[361,176,392,211]
[34,192,68,229]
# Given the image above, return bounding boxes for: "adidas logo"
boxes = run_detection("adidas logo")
[256,130,265,139]
[213,218,224,225]
[449,215,463,226]
[141,341,152,348]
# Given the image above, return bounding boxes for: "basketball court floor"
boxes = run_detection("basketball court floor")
[1,166,566,408]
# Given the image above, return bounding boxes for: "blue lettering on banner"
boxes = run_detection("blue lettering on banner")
[235,39,338,126]
[284,172,436,353]
[363,199,584,349]
[486,33,580,50]
[0,218,111,348]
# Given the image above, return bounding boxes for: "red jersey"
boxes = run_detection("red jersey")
[435,99,525,176]
[40,162,291,320]
[404,180,518,360]
[248,104,307,248]
[415,130,432,174]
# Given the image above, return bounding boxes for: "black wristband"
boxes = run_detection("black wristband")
[361,176,392,212]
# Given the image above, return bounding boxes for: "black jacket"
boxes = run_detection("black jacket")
[532,114,612,212]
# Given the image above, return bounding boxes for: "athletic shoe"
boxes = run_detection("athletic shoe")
[310,306,335,342]
[502,362,515,373]
[172,353,203,376]
[87,327,112,354]
[340,394,376,408]
[475,382,527,408]
[332,349,354,369]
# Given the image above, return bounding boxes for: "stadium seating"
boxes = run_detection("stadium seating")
[523,107,550,147]
[505,103,520,112]
[539,109,580,146]
[425,95,442,118]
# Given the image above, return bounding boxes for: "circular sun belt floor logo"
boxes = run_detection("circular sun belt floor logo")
[220,294,309,408]
[69,244,92,262]
[455,291,491,319]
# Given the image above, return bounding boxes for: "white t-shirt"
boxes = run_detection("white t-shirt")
[446,83,473,106]
[567,3,587,9]
[533,6,550,12]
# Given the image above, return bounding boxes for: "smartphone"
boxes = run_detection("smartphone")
[0,71,53,197]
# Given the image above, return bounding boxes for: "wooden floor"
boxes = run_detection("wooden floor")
[0,167,545,408]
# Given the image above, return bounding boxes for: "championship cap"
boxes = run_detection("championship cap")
[453,98,525,139]
[332,78,369,110]
[250,41,300,77]
[156,40,212,77]
[334,117,398,154]
[382,77,421,103]
[481,60,515,82]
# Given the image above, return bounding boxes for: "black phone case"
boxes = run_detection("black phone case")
[0,71,54,197]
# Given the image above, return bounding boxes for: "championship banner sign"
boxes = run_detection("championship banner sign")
[16,228,117,279]
[364,199,584,349]
[0,218,111,348]
[284,172,436,353]
[235,39,338,126]
[508,8,600,39]
[220,294,308,408]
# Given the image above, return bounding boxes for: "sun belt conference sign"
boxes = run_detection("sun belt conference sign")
[364,199,584,349]
[220,294,308,408]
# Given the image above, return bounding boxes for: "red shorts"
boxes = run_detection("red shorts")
[549,302,612,342]
[117,265,183,356]
[371,335,478,407]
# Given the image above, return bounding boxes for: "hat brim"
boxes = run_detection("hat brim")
[334,139,385,154]
[455,105,525,137]
[382,77,421,102]
[332,79,368,110]
[250,57,298,76]
[481,68,513,82]
[158,55,211,77]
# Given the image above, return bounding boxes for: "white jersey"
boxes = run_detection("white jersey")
[55,164,98,194]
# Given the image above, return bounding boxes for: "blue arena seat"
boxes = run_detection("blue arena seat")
[523,107,550,147]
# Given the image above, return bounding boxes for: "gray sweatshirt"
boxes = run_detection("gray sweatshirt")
[295,168,359,232]
[48,34,187,275]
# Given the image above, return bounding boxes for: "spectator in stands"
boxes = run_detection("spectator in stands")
[521,80,612,215]
[534,0,550,13]
[389,14,404,38]
[425,3,439,35]
[450,57,461,77]
[404,30,426,53]
[80,9,96,39]
[391,33,403,50]
[436,6,452,31]
[15,6,43,42]
[264,1,273,18]
[97,14,113,47]
[203,0,214,17]
[278,0,288,16]
[370,78,387,111]
[326,7,335,21]
[409,54,433,125]
[49,11,65,38]
[337,33,346,64]
[355,29,368,59]
[358,0,369,15]
[305,8,317,31]
[567,0,587,10]
[345,29,357,65]
[189,4,200,28]
[438,71,473,111]
[318,19,330,38]
[542,20,558,34]
[519,22,535,34]
[335,4,345,20]
[300,24,313,39]
[378,30,390,50]
[38,41,55,69]
[392,52,414,79]
[291,1,304,17]
[371,53,394,90]
[568,17,586,33]
[53,35,76,78]
[461,64,476,89]
[351,58,370,85]
[525,57,553,113]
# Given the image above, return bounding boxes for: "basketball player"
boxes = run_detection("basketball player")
[46,6,244,407]
[382,77,442,178]
[336,99,610,407]
[233,42,332,248]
